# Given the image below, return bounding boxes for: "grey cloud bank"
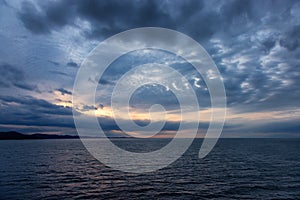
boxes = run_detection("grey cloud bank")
[0,0,299,137]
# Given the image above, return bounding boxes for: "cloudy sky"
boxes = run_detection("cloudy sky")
[0,0,299,138]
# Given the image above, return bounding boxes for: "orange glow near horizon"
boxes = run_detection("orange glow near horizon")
[48,92,300,138]
[76,104,300,124]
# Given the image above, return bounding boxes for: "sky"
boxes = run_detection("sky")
[0,0,300,138]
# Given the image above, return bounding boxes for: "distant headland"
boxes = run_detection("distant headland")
[0,131,79,140]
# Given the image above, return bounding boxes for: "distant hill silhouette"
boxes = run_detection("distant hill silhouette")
[0,131,79,140]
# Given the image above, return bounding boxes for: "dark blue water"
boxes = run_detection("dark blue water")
[1,139,300,199]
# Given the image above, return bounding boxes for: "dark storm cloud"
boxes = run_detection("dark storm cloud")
[16,0,300,48]
[0,63,37,91]
[98,78,114,85]
[56,88,72,95]
[260,38,276,54]
[76,0,176,39]
[18,1,50,34]
[56,98,72,104]
[17,0,255,42]
[18,1,75,34]
[17,0,207,39]
[0,95,76,128]
[0,95,73,116]
[81,105,97,111]
[67,61,78,68]
[280,25,300,51]
[19,1,166,38]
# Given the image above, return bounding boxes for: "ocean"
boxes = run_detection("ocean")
[1,138,300,199]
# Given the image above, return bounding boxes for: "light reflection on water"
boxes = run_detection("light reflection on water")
[0,138,300,199]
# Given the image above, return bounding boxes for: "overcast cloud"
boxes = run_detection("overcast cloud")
[0,0,299,137]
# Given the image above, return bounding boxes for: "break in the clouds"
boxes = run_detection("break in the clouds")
[0,0,299,137]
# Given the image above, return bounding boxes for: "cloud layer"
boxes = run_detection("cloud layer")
[0,0,299,137]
